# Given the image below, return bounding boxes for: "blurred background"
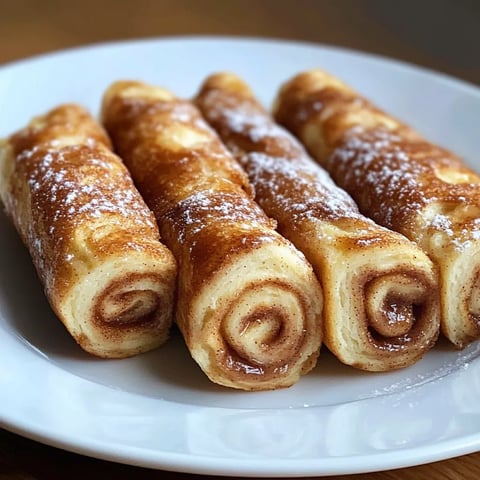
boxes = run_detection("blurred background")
[1,0,479,85]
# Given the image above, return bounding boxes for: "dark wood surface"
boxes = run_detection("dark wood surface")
[1,1,480,478]
[1,0,479,86]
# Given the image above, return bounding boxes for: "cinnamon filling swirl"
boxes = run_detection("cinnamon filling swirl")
[273,69,480,349]
[195,71,439,372]
[94,273,165,327]
[102,80,323,390]
[0,104,177,359]
[217,282,307,374]
[364,272,432,350]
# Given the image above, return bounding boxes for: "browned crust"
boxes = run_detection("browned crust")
[194,73,364,225]
[101,81,323,388]
[102,89,275,287]
[1,104,177,358]
[195,72,440,370]
[273,70,480,349]
[273,70,480,235]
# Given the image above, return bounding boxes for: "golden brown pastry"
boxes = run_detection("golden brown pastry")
[0,104,177,358]
[101,81,323,390]
[274,68,480,348]
[195,72,440,371]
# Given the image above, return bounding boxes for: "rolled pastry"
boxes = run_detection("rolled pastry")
[195,72,440,371]
[274,69,480,348]
[101,81,323,390]
[0,105,177,358]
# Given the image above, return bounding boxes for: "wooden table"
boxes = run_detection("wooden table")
[1,1,479,479]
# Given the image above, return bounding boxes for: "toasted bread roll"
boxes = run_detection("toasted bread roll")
[0,105,177,358]
[274,69,480,348]
[101,81,323,390]
[195,72,440,371]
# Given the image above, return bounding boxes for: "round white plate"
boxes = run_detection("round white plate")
[1,36,480,477]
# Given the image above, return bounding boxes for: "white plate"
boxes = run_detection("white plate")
[1,36,480,477]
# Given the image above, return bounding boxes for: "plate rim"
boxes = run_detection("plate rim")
[1,34,479,94]
[1,35,480,477]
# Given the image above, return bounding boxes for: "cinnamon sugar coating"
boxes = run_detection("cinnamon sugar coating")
[274,69,480,347]
[195,72,440,370]
[101,81,323,390]
[0,104,177,358]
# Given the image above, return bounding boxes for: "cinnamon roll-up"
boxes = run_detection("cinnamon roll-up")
[195,72,440,371]
[0,105,177,358]
[101,81,323,390]
[274,69,480,348]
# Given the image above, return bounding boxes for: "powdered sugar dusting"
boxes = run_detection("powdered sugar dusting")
[15,143,157,288]
[224,107,292,144]
[244,151,362,223]
[329,127,430,230]
[427,212,480,251]
[24,145,154,225]
[166,188,270,245]
[329,125,480,253]
[429,213,454,237]
[198,89,374,226]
